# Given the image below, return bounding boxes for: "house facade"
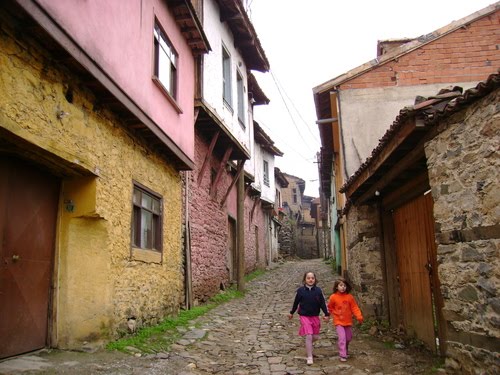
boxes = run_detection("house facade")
[342,73,499,374]
[0,0,209,357]
[187,0,270,303]
[314,3,499,306]
[313,3,499,372]
[253,121,284,264]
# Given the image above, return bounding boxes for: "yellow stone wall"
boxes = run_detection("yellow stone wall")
[0,15,183,349]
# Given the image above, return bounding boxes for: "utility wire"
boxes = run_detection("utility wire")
[271,70,321,144]
[269,70,318,154]
[256,119,316,163]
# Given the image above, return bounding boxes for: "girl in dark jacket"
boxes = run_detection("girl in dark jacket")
[289,271,330,365]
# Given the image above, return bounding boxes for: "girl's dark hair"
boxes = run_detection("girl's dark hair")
[302,271,318,286]
[333,277,352,293]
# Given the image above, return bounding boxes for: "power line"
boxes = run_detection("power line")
[271,70,321,144]
[269,70,318,154]
[256,119,316,163]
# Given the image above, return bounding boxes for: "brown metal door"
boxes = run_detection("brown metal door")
[0,156,60,358]
[393,193,436,352]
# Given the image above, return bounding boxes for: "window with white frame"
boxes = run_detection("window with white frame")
[132,184,162,251]
[237,70,245,126]
[263,160,270,187]
[154,22,177,98]
[222,45,232,107]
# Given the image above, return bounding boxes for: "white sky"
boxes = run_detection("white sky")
[247,0,496,196]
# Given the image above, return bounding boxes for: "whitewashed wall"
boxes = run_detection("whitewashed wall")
[202,0,252,165]
[339,81,478,179]
[253,143,276,204]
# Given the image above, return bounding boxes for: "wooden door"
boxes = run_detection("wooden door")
[227,217,237,282]
[393,193,437,352]
[0,156,60,358]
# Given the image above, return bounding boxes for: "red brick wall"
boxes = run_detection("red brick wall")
[244,196,266,273]
[189,133,234,302]
[189,133,264,301]
[340,12,499,90]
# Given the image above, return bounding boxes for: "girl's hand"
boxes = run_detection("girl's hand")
[323,316,329,322]
[288,314,293,320]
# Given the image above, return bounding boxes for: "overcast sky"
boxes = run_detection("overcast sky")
[247,0,495,196]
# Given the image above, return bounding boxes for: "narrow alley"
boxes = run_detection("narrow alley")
[0,259,442,375]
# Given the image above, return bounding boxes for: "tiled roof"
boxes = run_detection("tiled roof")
[340,71,500,198]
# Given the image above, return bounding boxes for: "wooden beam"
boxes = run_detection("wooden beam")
[250,196,259,221]
[345,118,424,197]
[354,148,425,205]
[220,161,245,207]
[352,121,439,205]
[197,131,219,186]
[381,171,429,211]
[210,146,233,197]
[330,92,340,153]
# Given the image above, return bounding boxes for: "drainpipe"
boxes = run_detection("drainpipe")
[237,159,245,292]
[184,171,193,309]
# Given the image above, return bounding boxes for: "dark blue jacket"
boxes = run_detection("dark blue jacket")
[290,285,330,317]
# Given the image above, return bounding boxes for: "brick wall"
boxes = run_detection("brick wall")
[189,134,234,303]
[340,11,499,90]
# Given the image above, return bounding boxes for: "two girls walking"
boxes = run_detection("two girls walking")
[289,272,363,365]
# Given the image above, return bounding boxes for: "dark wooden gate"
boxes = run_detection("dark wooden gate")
[227,216,237,282]
[0,156,60,358]
[393,192,437,352]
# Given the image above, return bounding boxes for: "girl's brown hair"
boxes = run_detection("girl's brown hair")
[302,271,318,286]
[333,277,352,293]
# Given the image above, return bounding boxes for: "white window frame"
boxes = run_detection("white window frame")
[154,22,177,99]
[263,160,270,187]
[222,45,232,108]
[237,70,245,126]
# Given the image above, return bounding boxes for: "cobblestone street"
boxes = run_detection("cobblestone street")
[0,259,443,374]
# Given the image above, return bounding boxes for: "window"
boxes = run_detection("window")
[293,188,297,203]
[222,45,232,107]
[154,23,177,98]
[132,184,162,251]
[263,160,270,187]
[237,70,245,125]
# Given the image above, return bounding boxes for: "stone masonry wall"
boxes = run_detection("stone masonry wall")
[345,205,386,319]
[0,16,183,348]
[425,89,499,374]
[279,215,297,257]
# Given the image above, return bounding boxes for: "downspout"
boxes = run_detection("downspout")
[184,171,193,309]
[237,159,245,292]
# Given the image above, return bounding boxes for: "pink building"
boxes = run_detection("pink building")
[0,0,209,357]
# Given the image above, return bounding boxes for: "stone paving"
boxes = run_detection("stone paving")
[0,259,443,374]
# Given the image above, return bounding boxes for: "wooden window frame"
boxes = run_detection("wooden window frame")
[132,182,163,253]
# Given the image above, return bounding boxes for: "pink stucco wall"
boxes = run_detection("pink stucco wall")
[37,0,196,161]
